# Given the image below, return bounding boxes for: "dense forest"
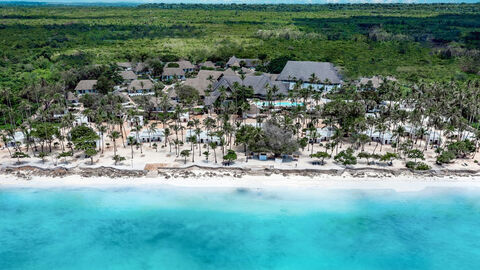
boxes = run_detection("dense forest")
[0,3,479,125]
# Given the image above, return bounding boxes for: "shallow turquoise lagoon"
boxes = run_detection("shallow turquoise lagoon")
[1,186,480,270]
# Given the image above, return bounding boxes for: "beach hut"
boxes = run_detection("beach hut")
[127,129,164,144]
[186,130,220,144]
[427,131,442,145]
[5,131,25,147]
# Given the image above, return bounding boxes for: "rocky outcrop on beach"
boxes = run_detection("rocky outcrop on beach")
[1,164,479,180]
[0,166,147,179]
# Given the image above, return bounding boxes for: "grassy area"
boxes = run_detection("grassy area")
[0,4,479,92]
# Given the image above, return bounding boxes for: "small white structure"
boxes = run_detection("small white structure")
[127,129,164,144]
[179,112,189,123]
[74,114,89,126]
[186,130,220,144]
[402,125,418,137]
[452,130,476,141]
[128,115,144,127]
[427,131,442,145]
[307,127,335,142]
[5,131,25,147]
[363,130,396,145]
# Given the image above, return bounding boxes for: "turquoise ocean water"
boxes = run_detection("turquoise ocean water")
[1,186,480,270]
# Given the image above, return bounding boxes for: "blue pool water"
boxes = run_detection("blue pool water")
[1,186,480,270]
[256,101,304,107]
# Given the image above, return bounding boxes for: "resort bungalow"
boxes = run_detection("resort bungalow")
[277,61,342,92]
[356,76,397,90]
[203,75,242,107]
[363,130,396,145]
[66,92,79,105]
[5,131,26,147]
[242,73,289,99]
[74,114,89,126]
[178,60,195,73]
[161,68,186,81]
[128,115,144,127]
[120,70,138,84]
[245,104,260,118]
[127,129,163,144]
[307,127,336,142]
[198,61,217,70]
[204,73,289,107]
[117,62,132,71]
[226,56,260,69]
[127,80,154,96]
[427,131,442,145]
[179,112,190,123]
[183,70,225,98]
[186,130,220,144]
[74,80,98,95]
[133,62,149,75]
[165,60,196,73]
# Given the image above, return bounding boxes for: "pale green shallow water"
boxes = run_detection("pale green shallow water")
[1,186,480,270]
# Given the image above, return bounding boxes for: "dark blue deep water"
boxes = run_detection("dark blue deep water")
[1,187,480,270]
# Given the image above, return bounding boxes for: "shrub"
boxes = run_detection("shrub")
[406,161,431,170]
[436,150,456,165]
[415,162,431,170]
[447,140,476,158]
[406,161,416,169]
[334,148,357,166]
[407,149,424,162]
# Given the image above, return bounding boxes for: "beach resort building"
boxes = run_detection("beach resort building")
[120,70,138,84]
[277,61,342,92]
[117,62,132,71]
[226,56,260,69]
[356,76,397,90]
[74,80,98,95]
[183,70,226,98]
[133,62,149,75]
[161,68,186,81]
[186,129,221,144]
[127,80,155,96]
[128,129,164,144]
[198,61,217,70]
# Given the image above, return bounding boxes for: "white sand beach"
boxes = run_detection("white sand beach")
[2,171,480,192]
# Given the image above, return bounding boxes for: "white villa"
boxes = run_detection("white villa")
[186,130,221,144]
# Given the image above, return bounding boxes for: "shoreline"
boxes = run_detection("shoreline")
[1,163,480,179]
[2,165,480,192]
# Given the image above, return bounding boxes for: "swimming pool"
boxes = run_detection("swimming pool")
[255,101,304,107]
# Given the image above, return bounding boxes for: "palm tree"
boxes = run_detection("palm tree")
[1,134,12,157]
[164,127,171,148]
[180,150,190,164]
[187,135,197,162]
[132,122,143,154]
[127,136,135,159]
[109,131,120,156]
[147,122,158,147]
[97,125,107,154]
[194,127,202,157]
[209,142,218,163]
